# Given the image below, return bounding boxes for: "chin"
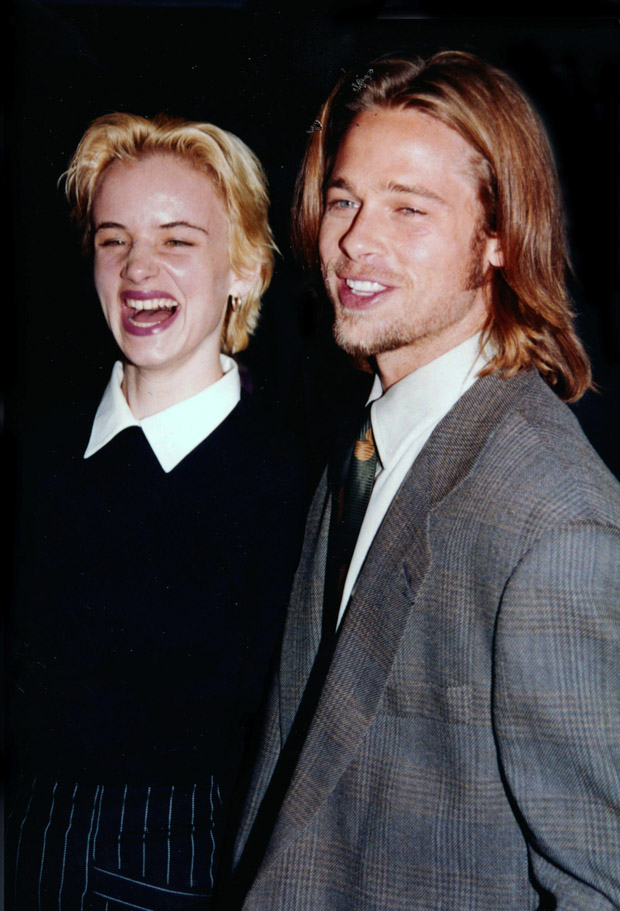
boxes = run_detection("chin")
[333,315,410,360]
[121,348,175,372]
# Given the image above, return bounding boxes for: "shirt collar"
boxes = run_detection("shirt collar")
[368,333,493,470]
[84,355,241,473]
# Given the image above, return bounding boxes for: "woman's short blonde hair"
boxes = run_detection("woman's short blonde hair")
[65,112,277,354]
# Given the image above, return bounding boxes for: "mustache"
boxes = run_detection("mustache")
[322,258,404,287]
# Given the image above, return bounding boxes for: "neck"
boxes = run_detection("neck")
[376,309,488,391]
[123,358,225,419]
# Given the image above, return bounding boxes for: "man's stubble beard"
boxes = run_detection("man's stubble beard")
[332,295,417,359]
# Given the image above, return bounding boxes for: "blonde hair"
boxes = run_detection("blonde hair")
[65,112,277,354]
[292,51,592,401]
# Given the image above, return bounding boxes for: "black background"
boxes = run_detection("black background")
[6,2,620,480]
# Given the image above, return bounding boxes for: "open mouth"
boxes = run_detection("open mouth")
[345,279,389,296]
[338,276,391,310]
[127,298,178,327]
[121,295,180,336]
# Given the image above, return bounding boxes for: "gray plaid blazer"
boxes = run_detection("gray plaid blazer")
[232,370,620,910]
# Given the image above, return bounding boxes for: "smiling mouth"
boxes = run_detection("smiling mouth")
[337,276,392,311]
[345,279,389,296]
[126,298,179,326]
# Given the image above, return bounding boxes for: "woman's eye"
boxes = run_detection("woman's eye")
[99,238,125,247]
[165,238,193,247]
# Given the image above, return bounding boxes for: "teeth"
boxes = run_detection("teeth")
[345,279,387,294]
[126,298,176,311]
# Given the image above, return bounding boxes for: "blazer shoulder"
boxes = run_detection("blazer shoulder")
[490,373,620,518]
[429,371,620,533]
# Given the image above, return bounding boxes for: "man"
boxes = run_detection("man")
[228,51,620,909]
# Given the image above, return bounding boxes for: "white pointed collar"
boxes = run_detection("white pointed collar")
[368,333,493,471]
[84,355,241,473]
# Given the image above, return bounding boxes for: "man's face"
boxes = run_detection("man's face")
[318,108,501,387]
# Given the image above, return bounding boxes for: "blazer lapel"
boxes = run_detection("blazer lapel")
[256,438,433,874]
[278,412,368,740]
[251,370,540,878]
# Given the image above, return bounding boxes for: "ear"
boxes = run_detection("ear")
[486,233,503,269]
[229,264,262,301]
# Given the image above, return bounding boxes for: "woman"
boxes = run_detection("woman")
[7,113,305,910]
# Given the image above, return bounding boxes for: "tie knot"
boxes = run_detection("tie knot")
[331,405,376,495]
[353,405,376,462]
[353,412,375,463]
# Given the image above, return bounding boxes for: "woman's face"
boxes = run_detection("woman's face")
[92,154,246,380]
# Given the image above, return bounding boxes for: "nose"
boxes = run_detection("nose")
[121,242,159,283]
[338,206,384,261]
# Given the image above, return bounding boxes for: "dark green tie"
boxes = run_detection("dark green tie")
[323,406,378,638]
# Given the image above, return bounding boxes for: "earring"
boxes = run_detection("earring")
[228,295,241,312]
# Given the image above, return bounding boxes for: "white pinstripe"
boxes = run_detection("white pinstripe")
[117,784,128,871]
[208,776,216,888]
[14,775,37,905]
[58,782,78,910]
[189,783,197,889]
[7,769,24,822]
[80,785,100,911]
[92,865,211,896]
[92,785,105,862]
[38,780,58,910]
[142,786,152,879]
[93,892,156,911]
[166,785,175,886]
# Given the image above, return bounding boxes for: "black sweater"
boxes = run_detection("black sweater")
[11,392,305,782]
[7,393,306,907]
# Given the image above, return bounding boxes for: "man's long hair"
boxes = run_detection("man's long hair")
[292,51,592,401]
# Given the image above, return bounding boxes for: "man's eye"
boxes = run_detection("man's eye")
[398,207,425,216]
[327,198,357,210]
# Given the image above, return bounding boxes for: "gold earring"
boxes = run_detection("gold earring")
[229,295,241,312]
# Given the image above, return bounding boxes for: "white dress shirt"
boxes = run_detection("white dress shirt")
[84,355,241,473]
[337,333,493,628]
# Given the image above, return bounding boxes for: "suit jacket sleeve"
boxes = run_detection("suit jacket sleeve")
[493,522,620,909]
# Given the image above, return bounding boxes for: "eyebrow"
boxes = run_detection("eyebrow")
[386,181,446,204]
[326,176,446,205]
[93,220,208,234]
[325,177,358,195]
[94,221,124,233]
[159,220,208,235]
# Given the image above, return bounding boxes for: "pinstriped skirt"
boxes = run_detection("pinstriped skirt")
[6,776,222,910]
